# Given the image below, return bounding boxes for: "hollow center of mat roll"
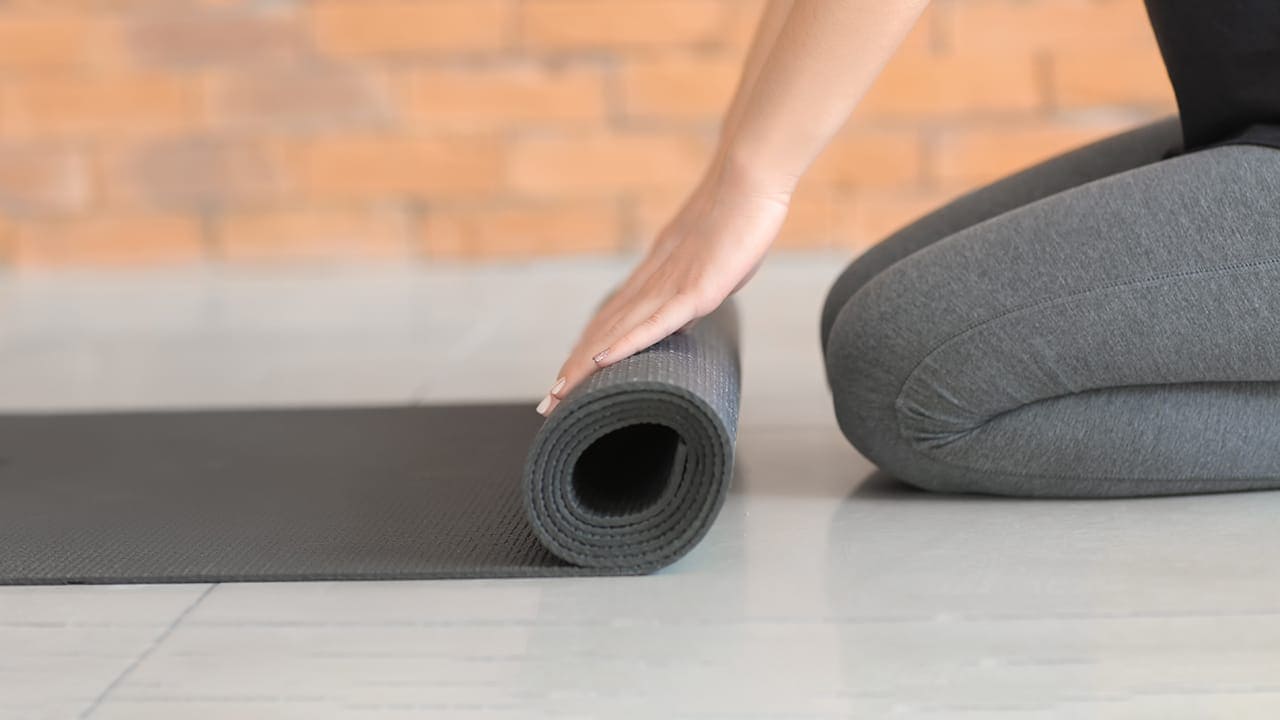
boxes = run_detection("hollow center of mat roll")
[571,423,684,516]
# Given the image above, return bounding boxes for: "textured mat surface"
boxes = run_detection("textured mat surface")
[0,304,740,584]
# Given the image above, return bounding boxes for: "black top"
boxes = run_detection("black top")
[1144,0,1280,151]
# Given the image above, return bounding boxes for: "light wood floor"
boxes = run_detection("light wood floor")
[2,255,1279,719]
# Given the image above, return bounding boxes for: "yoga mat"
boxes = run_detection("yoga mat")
[0,304,740,584]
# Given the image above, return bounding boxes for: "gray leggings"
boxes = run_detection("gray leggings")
[821,117,1280,498]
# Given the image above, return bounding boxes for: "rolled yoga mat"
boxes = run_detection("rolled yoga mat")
[0,303,740,584]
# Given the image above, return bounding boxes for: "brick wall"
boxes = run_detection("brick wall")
[0,0,1176,267]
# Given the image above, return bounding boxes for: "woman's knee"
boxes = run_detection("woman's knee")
[820,234,936,354]
[821,247,887,355]
[825,293,1007,496]
[823,266,931,470]
[822,256,1011,493]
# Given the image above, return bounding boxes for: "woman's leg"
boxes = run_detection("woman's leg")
[824,142,1280,497]
[820,117,1184,352]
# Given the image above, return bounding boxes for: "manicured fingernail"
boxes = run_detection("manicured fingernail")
[535,395,552,415]
[592,349,609,366]
[549,377,566,396]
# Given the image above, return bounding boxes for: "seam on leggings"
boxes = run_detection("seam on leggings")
[891,255,1280,468]
[906,379,1280,485]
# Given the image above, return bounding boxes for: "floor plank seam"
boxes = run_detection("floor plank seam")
[77,584,217,719]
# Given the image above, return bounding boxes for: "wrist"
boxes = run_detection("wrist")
[712,145,800,204]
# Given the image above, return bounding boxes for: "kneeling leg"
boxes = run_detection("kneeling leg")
[825,144,1280,497]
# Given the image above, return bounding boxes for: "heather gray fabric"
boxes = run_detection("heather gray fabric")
[0,304,739,584]
[821,117,1186,350]
[822,119,1280,497]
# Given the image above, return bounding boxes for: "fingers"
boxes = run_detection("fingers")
[579,244,677,339]
[536,224,715,418]
[534,376,567,416]
[534,180,786,418]
[593,293,698,370]
[539,348,593,417]
[536,292,699,417]
[538,294,665,417]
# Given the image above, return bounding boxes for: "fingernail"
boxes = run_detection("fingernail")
[549,377,566,396]
[536,395,552,416]
[592,349,609,366]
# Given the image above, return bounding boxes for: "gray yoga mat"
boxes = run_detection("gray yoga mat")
[0,304,740,584]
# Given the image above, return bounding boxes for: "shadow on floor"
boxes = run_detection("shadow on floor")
[847,469,1049,504]
[847,470,932,499]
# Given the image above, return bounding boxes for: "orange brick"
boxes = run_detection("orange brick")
[897,2,944,56]
[126,6,304,67]
[0,213,12,262]
[207,66,393,130]
[0,14,94,70]
[857,51,1041,120]
[100,138,288,210]
[942,0,1159,55]
[627,193,681,248]
[521,0,728,51]
[11,213,204,266]
[723,0,765,50]
[771,188,840,250]
[630,188,839,250]
[934,121,1132,185]
[3,74,199,137]
[839,186,968,249]
[0,145,92,215]
[423,202,619,258]
[726,0,936,55]
[507,131,709,196]
[218,208,412,262]
[807,129,924,189]
[404,64,607,131]
[311,0,508,57]
[4,0,181,7]
[620,54,740,122]
[1051,49,1176,109]
[296,136,504,200]
[0,0,1200,269]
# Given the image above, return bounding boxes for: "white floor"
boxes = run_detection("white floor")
[2,254,1280,719]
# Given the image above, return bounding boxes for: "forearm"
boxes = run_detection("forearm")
[547,3,926,403]
[655,1,797,239]
[717,0,796,150]
[721,0,930,196]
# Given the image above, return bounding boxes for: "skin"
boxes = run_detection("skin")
[538,0,931,416]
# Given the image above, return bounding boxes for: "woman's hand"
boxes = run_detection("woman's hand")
[528,0,930,416]
[537,170,792,416]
